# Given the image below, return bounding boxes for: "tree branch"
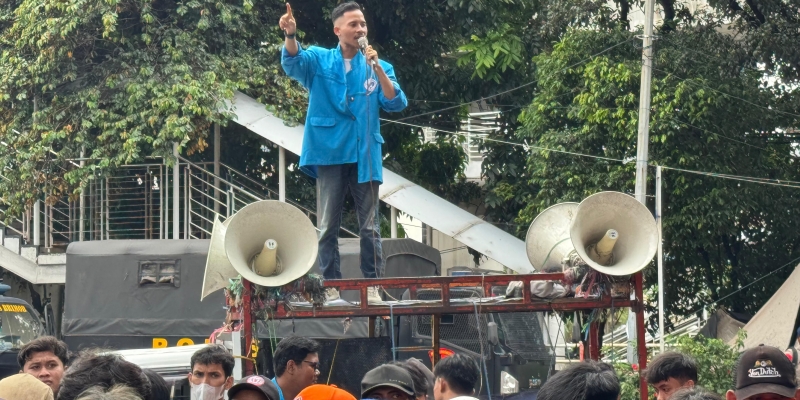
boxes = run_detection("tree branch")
[617,0,630,29]
[659,0,676,32]
[697,246,717,301]
[727,0,762,27]
[743,0,767,24]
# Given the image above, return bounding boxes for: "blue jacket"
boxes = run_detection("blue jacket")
[281,43,408,183]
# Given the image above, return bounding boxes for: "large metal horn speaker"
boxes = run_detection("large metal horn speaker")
[569,191,657,276]
[201,200,318,300]
[525,202,579,271]
[201,216,237,300]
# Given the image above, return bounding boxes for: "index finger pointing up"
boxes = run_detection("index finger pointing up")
[286,3,293,17]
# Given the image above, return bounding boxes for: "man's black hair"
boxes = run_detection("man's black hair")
[432,354,479,395]
[17,336,69,369]
[58,351,152,400]
[670,387,723,400]
[388,361,428,398]
[645,351,699,385]
[190,345,235,378]
[143,369,170,400]
[331,2,361,23]
[273,336,321,377]
[537,361,620,400]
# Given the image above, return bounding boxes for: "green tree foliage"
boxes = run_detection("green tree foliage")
[514,25,800,318]
[0,0,528,221]
[463,0,800,320]
[0,0,291,216]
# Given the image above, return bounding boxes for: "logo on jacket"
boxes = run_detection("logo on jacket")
[364,78,378,94]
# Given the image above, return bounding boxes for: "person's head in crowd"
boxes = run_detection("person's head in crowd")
[362,364,416,400]
[646,351,699,400]
[0,373,55,400]
[671,387,723,400]
[387,361,429,400]
[537,361,620,400]
[228,375,280,400]
[726,344,799,400]
[293,384,355,400]
[143,369,170,400]
[57,352,151,400]
[189,344,235,400]
[432,354,480,400]
[17,336,69,396]
[407,358,436,400]
[273,336,321,400]
[74,385,144,400]
[402,359,435,400]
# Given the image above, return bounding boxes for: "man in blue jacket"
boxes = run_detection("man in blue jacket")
[280,2,408,303]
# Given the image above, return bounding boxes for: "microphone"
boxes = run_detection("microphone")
[357,36,376,67]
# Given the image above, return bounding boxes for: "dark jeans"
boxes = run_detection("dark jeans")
[317,163,384,279]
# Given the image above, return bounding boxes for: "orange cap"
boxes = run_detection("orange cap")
[294,384,357,400]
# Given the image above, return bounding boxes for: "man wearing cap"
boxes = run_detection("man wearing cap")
[726,344,800,400]
[228,375,281,400]
[362,364,416,400]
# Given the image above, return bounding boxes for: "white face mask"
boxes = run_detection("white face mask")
[190,383,226,400]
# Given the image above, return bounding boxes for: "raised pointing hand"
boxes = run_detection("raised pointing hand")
[279,3,296,35]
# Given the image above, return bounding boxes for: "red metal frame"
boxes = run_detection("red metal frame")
[241,272,650,400]
[635,272,648,400]
[273,273,635,317]
[242,280,255,376]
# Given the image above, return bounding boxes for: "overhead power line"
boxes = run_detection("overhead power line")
[385,37,638,125]
[381,118,800,189]
[652,66,800,119]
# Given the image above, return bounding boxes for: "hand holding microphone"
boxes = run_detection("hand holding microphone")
[357,36,378,69]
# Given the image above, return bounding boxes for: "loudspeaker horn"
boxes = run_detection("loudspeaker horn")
[569,191,657,276]
[201,216,237,300]
[525,202,579,271]
[201,200,319,300]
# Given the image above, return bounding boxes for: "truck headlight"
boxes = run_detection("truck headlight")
[500,371,519,394]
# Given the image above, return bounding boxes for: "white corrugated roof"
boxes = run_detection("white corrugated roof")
[230,91,533,273]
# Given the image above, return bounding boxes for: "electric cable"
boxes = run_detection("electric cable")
[684,254,800,317]
[384,37,638,125]
[652,66,800,119]
[382,118,626,163]
[668,116,776,153]
[473,300,492,400]
[382,118,800,189]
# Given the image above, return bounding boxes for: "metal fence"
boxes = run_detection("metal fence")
[2,156,356,251]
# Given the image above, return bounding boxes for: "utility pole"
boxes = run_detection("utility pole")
[628,0,656,364]
[656,166,664,353]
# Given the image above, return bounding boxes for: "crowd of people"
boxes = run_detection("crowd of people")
[536,343,800,400]
[0,333,797,400]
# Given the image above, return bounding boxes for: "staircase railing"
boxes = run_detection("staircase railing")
[179,156,357,240]
[2,155,356,253]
